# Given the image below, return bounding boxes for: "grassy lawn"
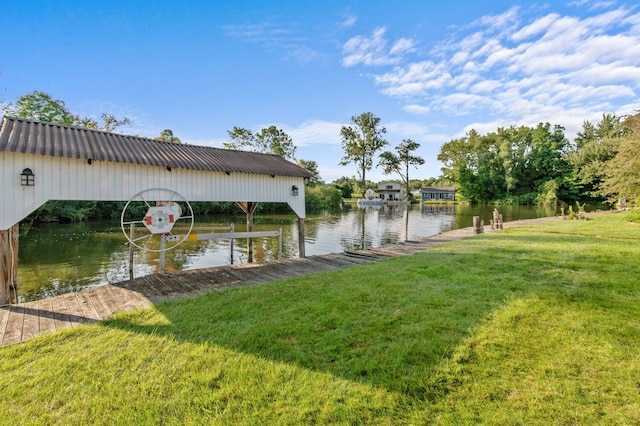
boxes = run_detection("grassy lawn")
[1,212,639,425]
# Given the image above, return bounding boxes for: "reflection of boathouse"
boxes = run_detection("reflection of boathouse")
[421,204,456,215]
[421,186,456,202]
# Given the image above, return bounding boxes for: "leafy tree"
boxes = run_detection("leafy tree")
[4,90,133,133]
[76,113,133,133]
[566,113,623,201]
[331,176,357,199]
[4,90,77,125]
[155,129,182,143]
[438,123,571,205]
[297,159,321,186]
[224,125,296,160]
[601,113,640,204]
[438,129,481,183]
[378,139,425,200]
[339,112,388,197]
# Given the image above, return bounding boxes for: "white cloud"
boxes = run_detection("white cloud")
[223,21,316,64]
[511,13,560,42]
[339,13,357,28]
[351,3,640,141]
[404,104,430,115]
[341,27,415,67]
[283,120,344,147]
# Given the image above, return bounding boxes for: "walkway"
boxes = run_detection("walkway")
[0,217,560,346]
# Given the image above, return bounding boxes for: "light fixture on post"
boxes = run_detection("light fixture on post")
[20,168,34,186]
[291,185,299,196]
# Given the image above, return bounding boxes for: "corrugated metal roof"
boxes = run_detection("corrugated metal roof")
[0,116,313,178]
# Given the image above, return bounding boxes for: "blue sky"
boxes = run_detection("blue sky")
[2,1,639,182]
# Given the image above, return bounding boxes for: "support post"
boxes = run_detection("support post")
[0,224,19,305]
[247,209,253,263]
[159,234,166,274]
[128,224,135,280]
[277,227,282,260]
[298,217,306,258]
[237,202,259,263]
[230,223,234,265]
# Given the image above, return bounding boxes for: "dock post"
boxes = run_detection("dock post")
[159,234,166,273]
[0,224,19,305]
[230,223,234,265]
[128,224,135,279]
[473,216,484,234]
[298,218,306,258]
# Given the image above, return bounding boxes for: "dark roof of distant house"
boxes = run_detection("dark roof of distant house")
[421,186,456,192]
[0,116,313,178]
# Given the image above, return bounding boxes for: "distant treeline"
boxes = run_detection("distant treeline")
[437,113,640,206]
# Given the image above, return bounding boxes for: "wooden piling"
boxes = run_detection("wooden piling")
[472,216,483,234]
[0,224,19,305]
[298,218,306,258]
[128,224,135,280]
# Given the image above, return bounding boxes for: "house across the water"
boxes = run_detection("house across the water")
[421,186,456,202]
[376,180,404,201]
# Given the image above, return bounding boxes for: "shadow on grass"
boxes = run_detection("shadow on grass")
[101,231,633,401]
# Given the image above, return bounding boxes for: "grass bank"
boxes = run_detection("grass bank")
[1,213,639,424]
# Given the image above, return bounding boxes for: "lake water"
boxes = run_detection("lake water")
[15,203,558,302]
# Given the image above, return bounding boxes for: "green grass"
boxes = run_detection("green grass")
[1,212,639,424]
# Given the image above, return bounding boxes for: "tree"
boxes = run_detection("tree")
[3,90,133,133]
[378,139,425,200]
[438,123,571,205]
[4,90,77,125]
[339,112,388,198]
[297,159,321,186]
[224,125,296,160]
[331,176,357,199]
[77,113,133,133]
[601,113,640,204]
[155,129,182,143]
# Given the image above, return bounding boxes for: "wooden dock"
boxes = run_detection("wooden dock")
[0,218,563,347]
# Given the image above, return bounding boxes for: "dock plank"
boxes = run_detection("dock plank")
[21,303,41,341]
[37,298,57,336]
[2,306,24,345]
[49,294,73,331]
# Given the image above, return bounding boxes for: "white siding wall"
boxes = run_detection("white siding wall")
[1,152,307,229]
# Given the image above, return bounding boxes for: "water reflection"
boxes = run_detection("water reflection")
[16,204,558,302]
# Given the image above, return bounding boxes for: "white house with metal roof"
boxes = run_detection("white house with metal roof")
[0,116,313,303]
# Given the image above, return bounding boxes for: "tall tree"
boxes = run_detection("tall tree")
[601,113,640,204]
[155,129,181,143]
[224,125,296,160]
[339,112,388,197]
[566,113,624,201]
[378,139,425,200]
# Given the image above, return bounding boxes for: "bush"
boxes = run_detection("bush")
[305,186,343,211]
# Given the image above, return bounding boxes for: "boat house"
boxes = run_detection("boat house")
[0,116,313,304]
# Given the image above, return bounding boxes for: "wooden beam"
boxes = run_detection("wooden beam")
[236,202,259,263]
